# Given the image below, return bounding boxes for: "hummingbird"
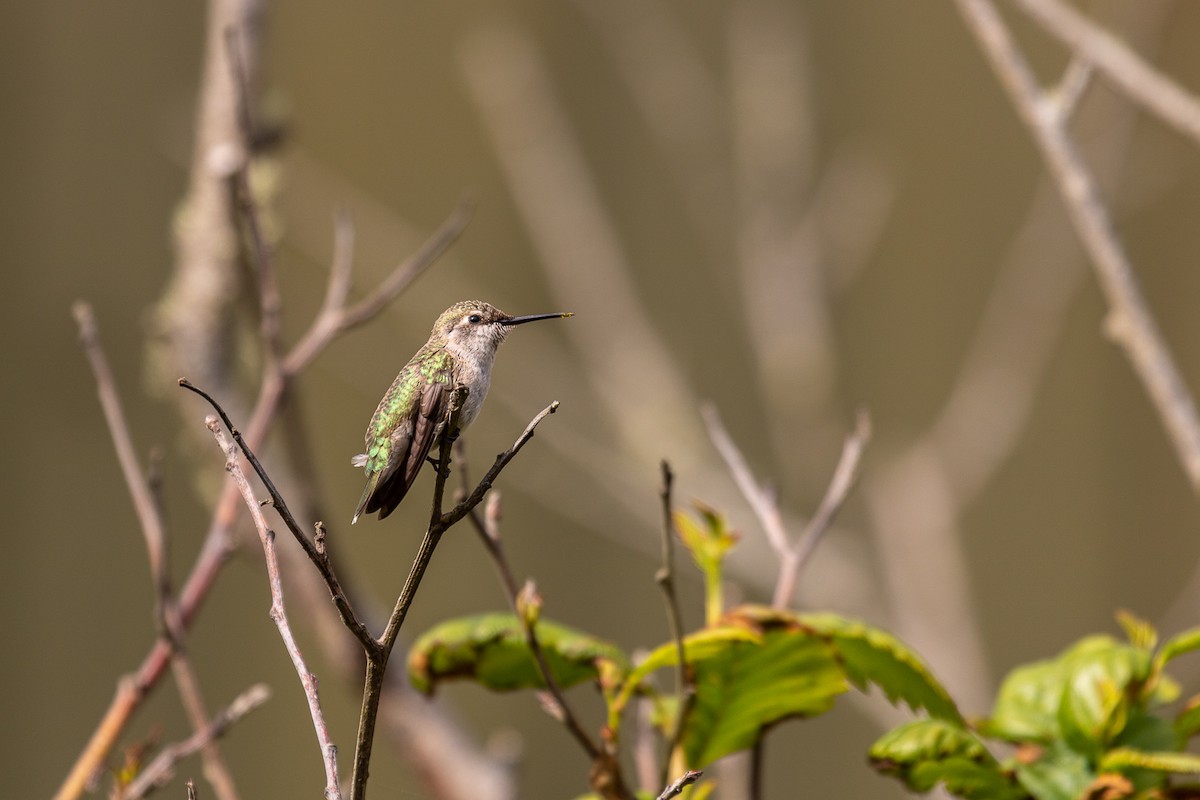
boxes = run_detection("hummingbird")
[352,300,572,523]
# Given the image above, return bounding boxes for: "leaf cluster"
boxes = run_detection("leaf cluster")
[872,612,1200,800]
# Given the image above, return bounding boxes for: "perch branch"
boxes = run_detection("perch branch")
[350,392,561,800]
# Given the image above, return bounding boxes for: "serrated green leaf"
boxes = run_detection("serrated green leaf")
[1014,741,1093,800]
[869,719,1023,800]
[1112,713,1180,793]
[1175,695,1200,743]
[680,626,846,767]
[610,625,762,724]
[407,614,629,695]
[1159,626,1200,666]
[787,609,963,723]
[1100,748,1200,775]
[986,657,1068,742]
[1058,640,1150,755]
[987,635,1150,747]
[1116,609,1157,652]
[1116,712,1177,753]
[673,504,739,567]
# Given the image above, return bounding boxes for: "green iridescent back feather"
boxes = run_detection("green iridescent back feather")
[353,343,458,521]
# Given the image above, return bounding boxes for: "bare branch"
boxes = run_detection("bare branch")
[73,302,170,608]
[121,684,270,800]
[1009,0,1200,148]
[955,0,1200,490]
[464,487,603,761]
[73,302,241,800]
[205,417,342,799]
[702,403,871,608]
[284,198,475,376]
[656,770,702,800]
[700,404,790,554]
[179,378,375,652]
[654,461,691,786]
[779,410,871,607]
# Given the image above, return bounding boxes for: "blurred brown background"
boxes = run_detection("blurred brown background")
[8,1,1200,798]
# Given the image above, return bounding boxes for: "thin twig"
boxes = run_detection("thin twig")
[283,198,475,376]
[121,684,270,800]
[223,26,283,364]
[955,0,1200,491]
[699,404,789,554]
[780,410,872,606]
[206,417,342,800]
[656,769,702,800]
[654,461,691,786]
[73,302,171,609]
[464,488,603,761]
[701,404,872,608]
[180,378,375,652]
[1008,0,1200,149]
[73,302,241,800]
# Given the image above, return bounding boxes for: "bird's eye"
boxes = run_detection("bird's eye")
[468,314,482,324]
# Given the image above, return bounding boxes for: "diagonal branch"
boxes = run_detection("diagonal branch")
[464,489,602,761]
[121,684,271,800]
[180,378,375,652]
[1008,0,1200,149]
[955,0,1200,492]
[73,302,241,800]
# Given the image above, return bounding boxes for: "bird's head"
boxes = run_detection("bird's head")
[434,300,572,359]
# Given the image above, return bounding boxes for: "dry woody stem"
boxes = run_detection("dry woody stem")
[955,0,1200,492]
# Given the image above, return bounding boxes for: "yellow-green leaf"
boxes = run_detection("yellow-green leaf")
[1100,747,1200,775]
[407,613,629,695]
[869,719,1022,800]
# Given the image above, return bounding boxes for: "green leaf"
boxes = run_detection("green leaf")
[680,625,847,767]
[1175,695,1200,742]
[673,503,739,568]
[407,614,629,696]
[1116,711,1177,753]
[610,625,762,724]
[786,609,963,724]
[615,612,846,767]
[1116,609,1157,652]
[1013,741,1093,800]
[1100,748,1200,775]
[1058,639,1150,755]
[1158,626,1200,666]
[986,635,1150,747]
[986,657,1069,743]
[1113,713,1180,792]
[869,719,1023,800]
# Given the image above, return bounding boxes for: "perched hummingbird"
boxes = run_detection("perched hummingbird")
[352,300,572,523]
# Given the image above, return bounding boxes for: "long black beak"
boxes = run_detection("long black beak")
[502,312,574,326]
